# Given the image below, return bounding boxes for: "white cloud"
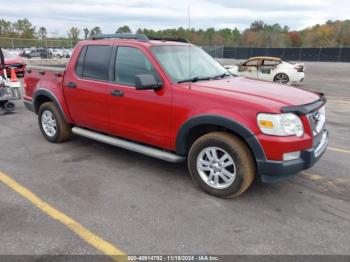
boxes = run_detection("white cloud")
[0,0,348,37]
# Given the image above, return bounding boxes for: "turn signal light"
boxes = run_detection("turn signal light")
[259,120,274,129]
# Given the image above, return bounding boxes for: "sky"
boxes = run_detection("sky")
[0,0,349,37]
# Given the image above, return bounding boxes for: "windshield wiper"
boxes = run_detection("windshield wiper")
[212,73,231,79]
[177,73,231,83]
[177,76,212,83]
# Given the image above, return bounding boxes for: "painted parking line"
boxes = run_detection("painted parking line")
[328,147,350,154]
[0,171,126,262]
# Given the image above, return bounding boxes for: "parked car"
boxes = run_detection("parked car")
[225,56,305,84]
[63,49,73,58]
[52,49,65,58]
[23,34,328,198]
[26,48,51,59]
[0,49,26,77]
[21,48,32,57]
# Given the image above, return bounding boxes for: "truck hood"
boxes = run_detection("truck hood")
[189,76,320,109]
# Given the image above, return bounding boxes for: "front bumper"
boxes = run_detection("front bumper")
[257,130,328,183]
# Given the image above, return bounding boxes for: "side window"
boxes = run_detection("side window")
[115,46,160,86]
[81,45,112,81]
[263,60,279,66]
[75,46,87,77]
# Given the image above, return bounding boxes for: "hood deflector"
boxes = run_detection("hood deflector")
[281,93,326,115]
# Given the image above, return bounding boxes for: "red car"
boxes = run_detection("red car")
[0,50,26,77]
[23,34,328,198]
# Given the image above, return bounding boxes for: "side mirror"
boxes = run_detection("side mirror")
[135,74,162,90]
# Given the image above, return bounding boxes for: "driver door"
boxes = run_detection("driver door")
[107,45,173,149]
[240,59,259,79]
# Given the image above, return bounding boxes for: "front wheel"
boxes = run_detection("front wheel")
[38,102,71,143]
[188,132,255,198]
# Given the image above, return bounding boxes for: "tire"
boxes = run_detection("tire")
[273,73,289,84]
[38,102,71,143]
[3,101,15,112]
[188,132,255,198]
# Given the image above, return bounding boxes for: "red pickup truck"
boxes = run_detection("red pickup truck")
[23,34,328,198]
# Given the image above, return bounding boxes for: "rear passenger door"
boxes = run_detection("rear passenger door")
[63,44,113,132]
[108,45,172,149]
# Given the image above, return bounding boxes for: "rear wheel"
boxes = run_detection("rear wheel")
[38,102,71,143]
[274,73,289,84]
[188,132,255,198]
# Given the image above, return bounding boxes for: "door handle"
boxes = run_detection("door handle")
[111,89,124,97]
[67,82,77,88]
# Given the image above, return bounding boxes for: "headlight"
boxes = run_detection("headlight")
[257,113,304,137]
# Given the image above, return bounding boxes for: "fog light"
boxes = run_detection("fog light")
[283,151,301,161]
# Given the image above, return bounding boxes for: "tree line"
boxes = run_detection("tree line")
[1,18,350,47]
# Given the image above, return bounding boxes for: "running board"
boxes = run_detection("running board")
[72,127,185,163]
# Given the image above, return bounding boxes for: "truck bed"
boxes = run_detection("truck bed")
[24,64,66,109]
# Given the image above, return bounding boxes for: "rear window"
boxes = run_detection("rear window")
[77,45,112,81]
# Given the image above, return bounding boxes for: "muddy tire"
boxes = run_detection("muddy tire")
[188,132,255,198]
[38,102,71,143]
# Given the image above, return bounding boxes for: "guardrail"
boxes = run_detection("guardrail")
[202,46,350,62]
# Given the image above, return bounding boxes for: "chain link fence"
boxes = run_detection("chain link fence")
[1,38,349,62]
[201,46,225,59]
[0,37,78,49]
[202,46,350,62]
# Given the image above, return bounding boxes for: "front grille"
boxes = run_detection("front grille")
[7,63,24,69]
[308,106,326,147]
[0,64,24,71]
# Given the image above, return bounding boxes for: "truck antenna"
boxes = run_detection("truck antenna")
[188,5,192,90]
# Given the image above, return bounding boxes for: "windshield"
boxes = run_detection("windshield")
[151,45,228,83]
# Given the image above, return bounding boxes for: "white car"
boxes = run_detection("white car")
[52,49,64,58]
[225,56,305,84]
[63,49,73,58]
